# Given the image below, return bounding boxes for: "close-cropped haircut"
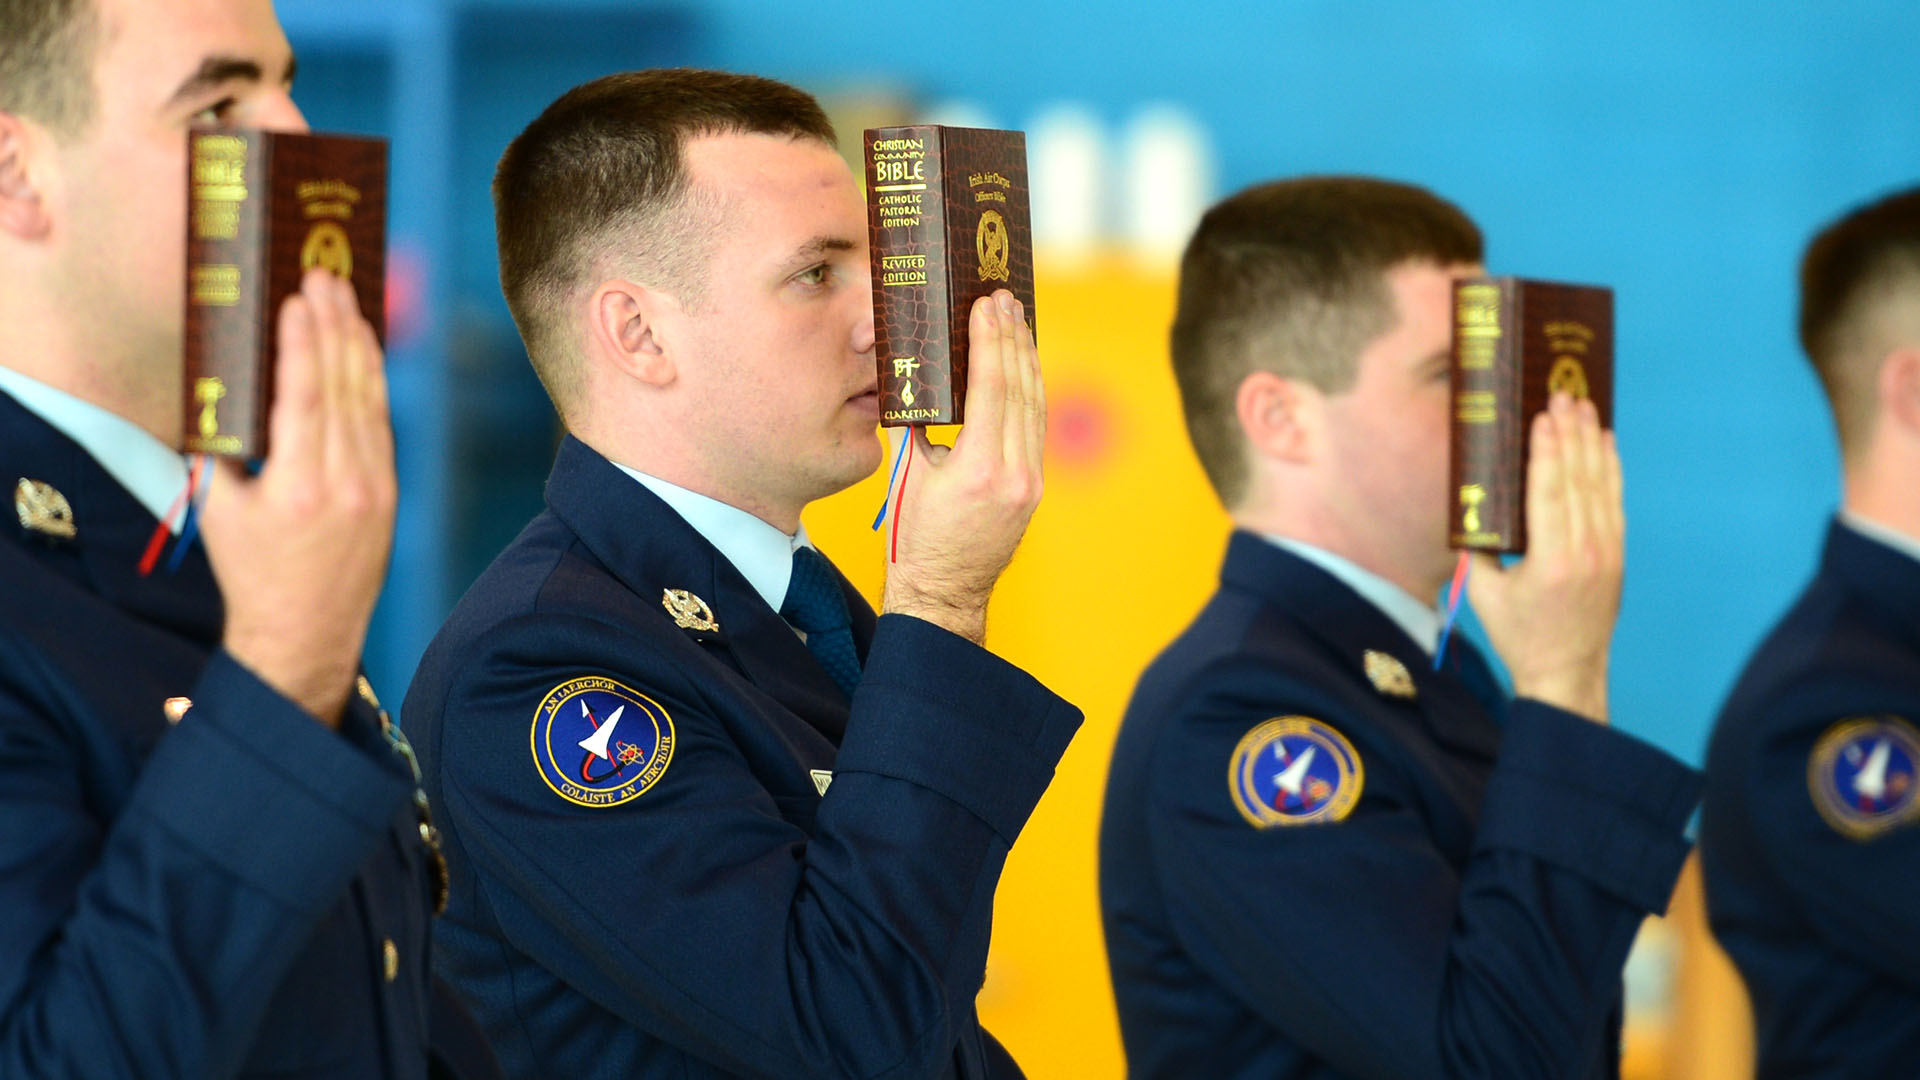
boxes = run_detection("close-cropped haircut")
[492,68,836,414]
[0,0,98,135]
[1798,185,1920,452]
[1171,176,1482,507]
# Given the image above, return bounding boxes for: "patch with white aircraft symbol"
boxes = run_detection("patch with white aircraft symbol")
[531,676,675,808]
[1228,716,1363,828]
[1809,716,1920,839]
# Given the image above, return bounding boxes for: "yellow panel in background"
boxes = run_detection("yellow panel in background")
[803,254,1230,1078]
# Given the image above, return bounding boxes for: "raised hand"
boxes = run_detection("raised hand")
[881,290,1045,645]
[197,268,397,727]
[1467,392,1624,724]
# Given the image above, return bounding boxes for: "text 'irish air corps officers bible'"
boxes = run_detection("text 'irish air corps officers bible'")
[1449,277,1614,553]
[865,125,1035,427]
[183,128,388,458]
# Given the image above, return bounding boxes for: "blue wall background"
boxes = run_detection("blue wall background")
[280,0,1918,763]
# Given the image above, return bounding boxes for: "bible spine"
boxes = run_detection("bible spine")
[183,130,271,456]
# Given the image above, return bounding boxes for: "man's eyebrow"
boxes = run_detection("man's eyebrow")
[164,53,298,109]
[789,236,856,262]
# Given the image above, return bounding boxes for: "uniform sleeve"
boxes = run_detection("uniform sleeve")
[1740,684,1920,983]
[1145,663,1699,1080]
[0,649,414,1079]
[428,612,1080,1080]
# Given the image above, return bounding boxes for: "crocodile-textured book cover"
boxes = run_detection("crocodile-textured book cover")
[866,124,1035,427]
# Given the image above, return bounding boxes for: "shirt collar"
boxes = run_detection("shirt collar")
[0,366,189,532]
[1261,534,1443,656]
[610,462,808,613]
[1839,509,1920,568]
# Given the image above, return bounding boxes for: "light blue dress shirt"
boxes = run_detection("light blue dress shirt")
[0,366,189,533]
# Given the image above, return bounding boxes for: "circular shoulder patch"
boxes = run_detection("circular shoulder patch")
[530,676,676,808]
[1228,716,1364,828]
[1809,716,1920,839]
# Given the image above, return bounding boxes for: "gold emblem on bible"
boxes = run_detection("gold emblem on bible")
[301,221,352,280]
[976,209,1010,282]
[1547,357,1590,400]
[1459,484,1486,535]
[892,357,920,407]
[14,478,76,540]
[195,377,228,441]
[662,589,719,633]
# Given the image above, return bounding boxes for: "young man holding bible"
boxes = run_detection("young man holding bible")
[1098,176,1702,1078]
[0,0,495,1076]
[402,70,1080,1079]
[1700,186,1920,1078]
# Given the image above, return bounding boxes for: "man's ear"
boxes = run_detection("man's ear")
[586,278,677,388]
[0,112,52,241]
[1881,345,1920,439]
[1236,369,1319,466]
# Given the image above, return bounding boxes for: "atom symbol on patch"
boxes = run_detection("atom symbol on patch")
[617,743,643,766]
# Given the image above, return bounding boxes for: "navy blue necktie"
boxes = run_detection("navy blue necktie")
[779,546,862,700]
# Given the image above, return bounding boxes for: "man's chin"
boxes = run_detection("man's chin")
[801,436,887,503]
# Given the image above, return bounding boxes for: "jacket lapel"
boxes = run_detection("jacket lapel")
[1218,531,1501,760]
[542,436,854,744]
[0,390,222,645]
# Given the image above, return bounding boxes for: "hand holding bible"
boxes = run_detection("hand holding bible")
[1467,392,1624,724]
[881,290,1045,646]
[199,269,396,728]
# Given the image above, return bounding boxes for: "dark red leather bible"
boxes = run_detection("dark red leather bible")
[182,128,387,458]
[865,125,1035,427]
[1449,277,1614,553]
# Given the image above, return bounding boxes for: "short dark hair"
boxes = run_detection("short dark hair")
[1171,176,1483,506]
[1798,185,1920,451]
[492,68,836,413]
[0,0,98,135]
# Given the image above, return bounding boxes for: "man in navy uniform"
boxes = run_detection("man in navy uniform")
[1700,186,1920,1078]
[1099,177,1703,1078]
[0,1,496,1076]
[402,71,1079,1078]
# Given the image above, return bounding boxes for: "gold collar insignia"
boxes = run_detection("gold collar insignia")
[15,478,76,541]
[663,589,719,633]
[1363,649,1417,701]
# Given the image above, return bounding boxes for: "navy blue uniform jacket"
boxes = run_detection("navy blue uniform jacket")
[0,391,498,1078]
[1701,521,1920,1078]
[403,436,1082,1079]
[1100,533,1702,1079]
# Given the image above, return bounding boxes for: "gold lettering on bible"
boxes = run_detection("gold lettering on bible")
[1455,286,1501,371]
[879,252,928,287]
[191,134,248,240]
[297,178,361,221]
[1455,390,1497,425]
